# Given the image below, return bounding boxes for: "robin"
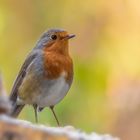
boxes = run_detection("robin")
[9,28,75,125]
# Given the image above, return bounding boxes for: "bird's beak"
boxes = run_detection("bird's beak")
[63,34,75,40]
[67,34,76,39]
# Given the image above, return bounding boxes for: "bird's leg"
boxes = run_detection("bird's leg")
[33,104,38,123]
[50,106,60,126]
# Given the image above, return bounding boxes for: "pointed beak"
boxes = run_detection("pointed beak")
[67,34,76,39]
[63,34,75,40]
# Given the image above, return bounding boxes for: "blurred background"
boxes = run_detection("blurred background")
[0,0,140,140]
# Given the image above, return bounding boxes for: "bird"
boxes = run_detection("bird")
[9,28,75,125]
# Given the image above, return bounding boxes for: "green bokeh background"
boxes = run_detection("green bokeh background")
[1,1,140,139]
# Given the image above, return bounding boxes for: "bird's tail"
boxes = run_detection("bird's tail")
[10,104,25,118]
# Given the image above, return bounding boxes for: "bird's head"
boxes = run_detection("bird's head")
[35,29,75,55]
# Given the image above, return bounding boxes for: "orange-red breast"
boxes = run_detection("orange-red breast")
[9,28,75,125]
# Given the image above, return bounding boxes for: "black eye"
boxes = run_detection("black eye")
[51,34,57,40]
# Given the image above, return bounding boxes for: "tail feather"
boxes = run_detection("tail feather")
[10,104,25,118]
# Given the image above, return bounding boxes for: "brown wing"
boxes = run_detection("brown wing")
[10,51,38,104]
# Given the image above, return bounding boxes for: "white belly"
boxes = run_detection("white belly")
[36,75,70,107]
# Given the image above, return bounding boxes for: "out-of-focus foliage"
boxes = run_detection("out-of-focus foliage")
[0,1,140,140]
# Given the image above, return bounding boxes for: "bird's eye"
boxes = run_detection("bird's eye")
[51,34,57,40]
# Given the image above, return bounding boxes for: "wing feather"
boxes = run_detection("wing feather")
[10,51,39,104]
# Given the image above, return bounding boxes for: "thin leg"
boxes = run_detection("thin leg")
[33,104,38,123]
[50,106,60,126]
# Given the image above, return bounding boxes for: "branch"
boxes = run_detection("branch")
[0,74,11,114]
[0,115,119,140]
